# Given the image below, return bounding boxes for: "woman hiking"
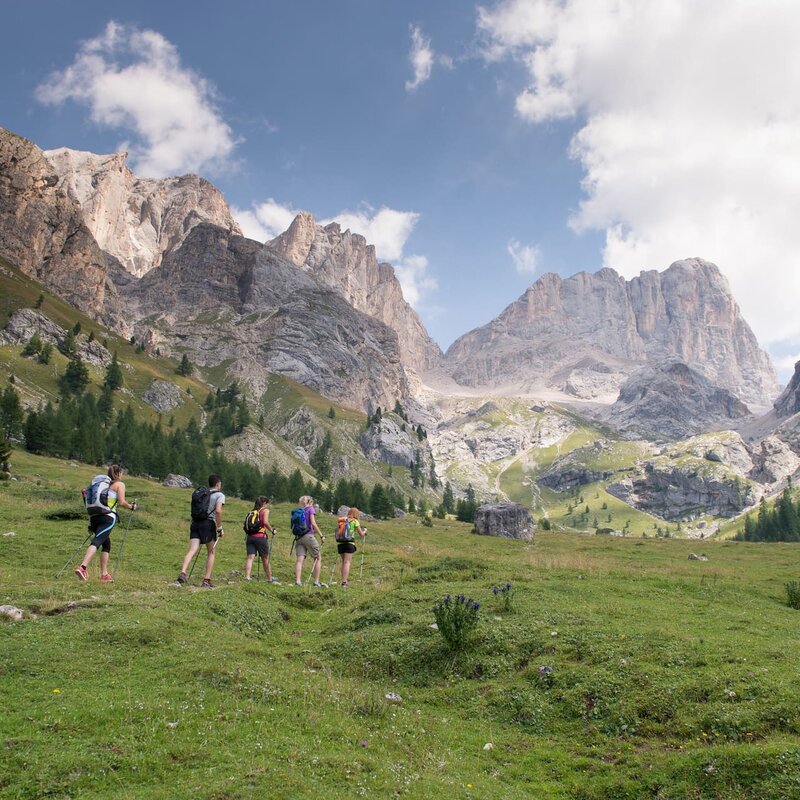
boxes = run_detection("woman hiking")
[75,465,136,582]
[244,496,279,583]
[291,495,326,587]
[336,507,367,587]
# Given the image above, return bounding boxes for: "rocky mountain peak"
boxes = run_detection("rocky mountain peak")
[774,361,800,418]
[43,146,242,277]
[268,212,442,373]
[445,257,778,408]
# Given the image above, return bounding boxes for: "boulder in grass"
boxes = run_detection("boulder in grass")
[473,503,534,540]
[0,605,24,621]
[162,474,194,489]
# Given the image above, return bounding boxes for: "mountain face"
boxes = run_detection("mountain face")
[122,223,409,411]
[774,361,800,418]
[0,129,117,321]
[268,212,442,373]
[445,259,778,408]
[43,147,242,278]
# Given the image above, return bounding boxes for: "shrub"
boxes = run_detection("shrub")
[785,581,800,610]
[433,594,480,650]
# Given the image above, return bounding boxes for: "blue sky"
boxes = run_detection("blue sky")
[3,0,800,378]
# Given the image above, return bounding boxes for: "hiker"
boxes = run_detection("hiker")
[176,474,225,588]
[244,496,279,583]
[336,507,367,587]
[75,465,136,582]
[291,495,326,587]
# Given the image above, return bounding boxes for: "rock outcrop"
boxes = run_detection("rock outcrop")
[445,259,778,407]
[605,359,751,440]
[142,380,183,413]
[0,129,117,321]
[774,361,800,418]
[43,147,242,277]
[473,503,534,540]
[359,415,421,467]
[122,223,409,411]
[268,212,442,372]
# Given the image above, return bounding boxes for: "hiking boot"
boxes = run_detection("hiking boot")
[313,581,328,588]
[201,579,214,589]
[74,565,88,582]
[294,581,303,586]
[270,578,281,584]
[100,573,114,583]
[175,572,187,585]
[341,581,349,587]
[244,577,253,582]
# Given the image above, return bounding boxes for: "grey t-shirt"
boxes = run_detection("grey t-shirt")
[207,490,225,518]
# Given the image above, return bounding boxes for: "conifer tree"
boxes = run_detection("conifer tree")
[177,354,193,376]
[59,328,77,357]
[38,342,53,364]
[0,384,24,439]
[104,352,123,391]
[21,332,42,357]
[59,356,89,396]
[310,431,333,481]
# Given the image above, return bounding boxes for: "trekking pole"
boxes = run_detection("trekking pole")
[54,530,93,579]
[186,548,201,583]
[359,533,367,581]
[113,499,137,576]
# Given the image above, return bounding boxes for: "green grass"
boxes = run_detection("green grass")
[2,450,800,799]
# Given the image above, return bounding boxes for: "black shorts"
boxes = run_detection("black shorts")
[190,519,217,545]
[337,541,357,555]
[89,514,117,552]
[246,535,270,557]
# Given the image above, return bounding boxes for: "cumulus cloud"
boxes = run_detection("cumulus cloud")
[322,206,420,263]
[395,254,439,306]
[35,21,236,177]
[232,199,300,242]
[507,238,540,275]
[478,0,800,352]
[405,24,452,91]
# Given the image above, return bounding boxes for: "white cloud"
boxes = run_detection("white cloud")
[395,254,438,306]
[507,238,540,275]
[232,199,300,242]
[405,24,452,91]
[478,0,800,350]
[322,206,420,263]
[35,21,236,177]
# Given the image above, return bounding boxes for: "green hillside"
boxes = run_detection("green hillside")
[2,450,800,799]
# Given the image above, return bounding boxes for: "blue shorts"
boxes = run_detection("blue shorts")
[89,514,117,552]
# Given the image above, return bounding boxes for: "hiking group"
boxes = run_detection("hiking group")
[71,470,366,588]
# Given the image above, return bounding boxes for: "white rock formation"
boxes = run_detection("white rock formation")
[43,147,242,277]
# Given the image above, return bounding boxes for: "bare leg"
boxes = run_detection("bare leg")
[263,555,272,581]
[341,553,353,583]
[100,550,111,576]
[312,555,322,582]
[295,555,305,583]
[244,554,255,579]
[80,544,98,569]
[180,540,201,574]
[204,541,215,580]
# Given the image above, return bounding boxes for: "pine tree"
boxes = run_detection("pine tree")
[59,328,77,357]
[0,437,11,476]
[287,469,306,503]
[369,484,393,519]
[177,354,193,376]
[429,461,439,490]
[34,293,44,309]
[104,352,123,391]
[59,356,90,396]
[38,342,53,364]
[0,384,24,439]
[442,481,455,514]
[21,332,42,357]
[327,406,336,420]
[310,431,333,481]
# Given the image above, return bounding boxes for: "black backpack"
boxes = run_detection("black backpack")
[243,509,262,535]
[191,487,212,522]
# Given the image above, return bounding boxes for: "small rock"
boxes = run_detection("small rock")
[0,605,24,621]
[384,692,402,702]
[167,721,179,729]
[3,531,16,537]
[688,553,709,561]
[483,742,494,751]
[550,630,558,637]
[162,473,193,489]
[429,623,439,630]
[538,666,554,676]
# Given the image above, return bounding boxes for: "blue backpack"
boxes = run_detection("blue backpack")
[290,507,310,537]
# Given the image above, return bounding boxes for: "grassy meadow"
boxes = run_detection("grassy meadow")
[2,449,800,799]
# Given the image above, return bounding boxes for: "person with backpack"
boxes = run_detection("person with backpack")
[291,495,326,587]
[175,474,225,588]
[75,465,136,582]
[243,496,279,583]
[335,507,367,587]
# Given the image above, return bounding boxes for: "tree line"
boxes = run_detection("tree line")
[736,486,800,542]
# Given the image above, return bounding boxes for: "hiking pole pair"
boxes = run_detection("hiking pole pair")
[113,499,138,576]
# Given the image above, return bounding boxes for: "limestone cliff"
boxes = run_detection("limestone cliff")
[445,259,778,408]
[0,128,116,320]
[774,361,800,418]
[43,147,242,277]
[122,223,409,411]
[268,212,442,372]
